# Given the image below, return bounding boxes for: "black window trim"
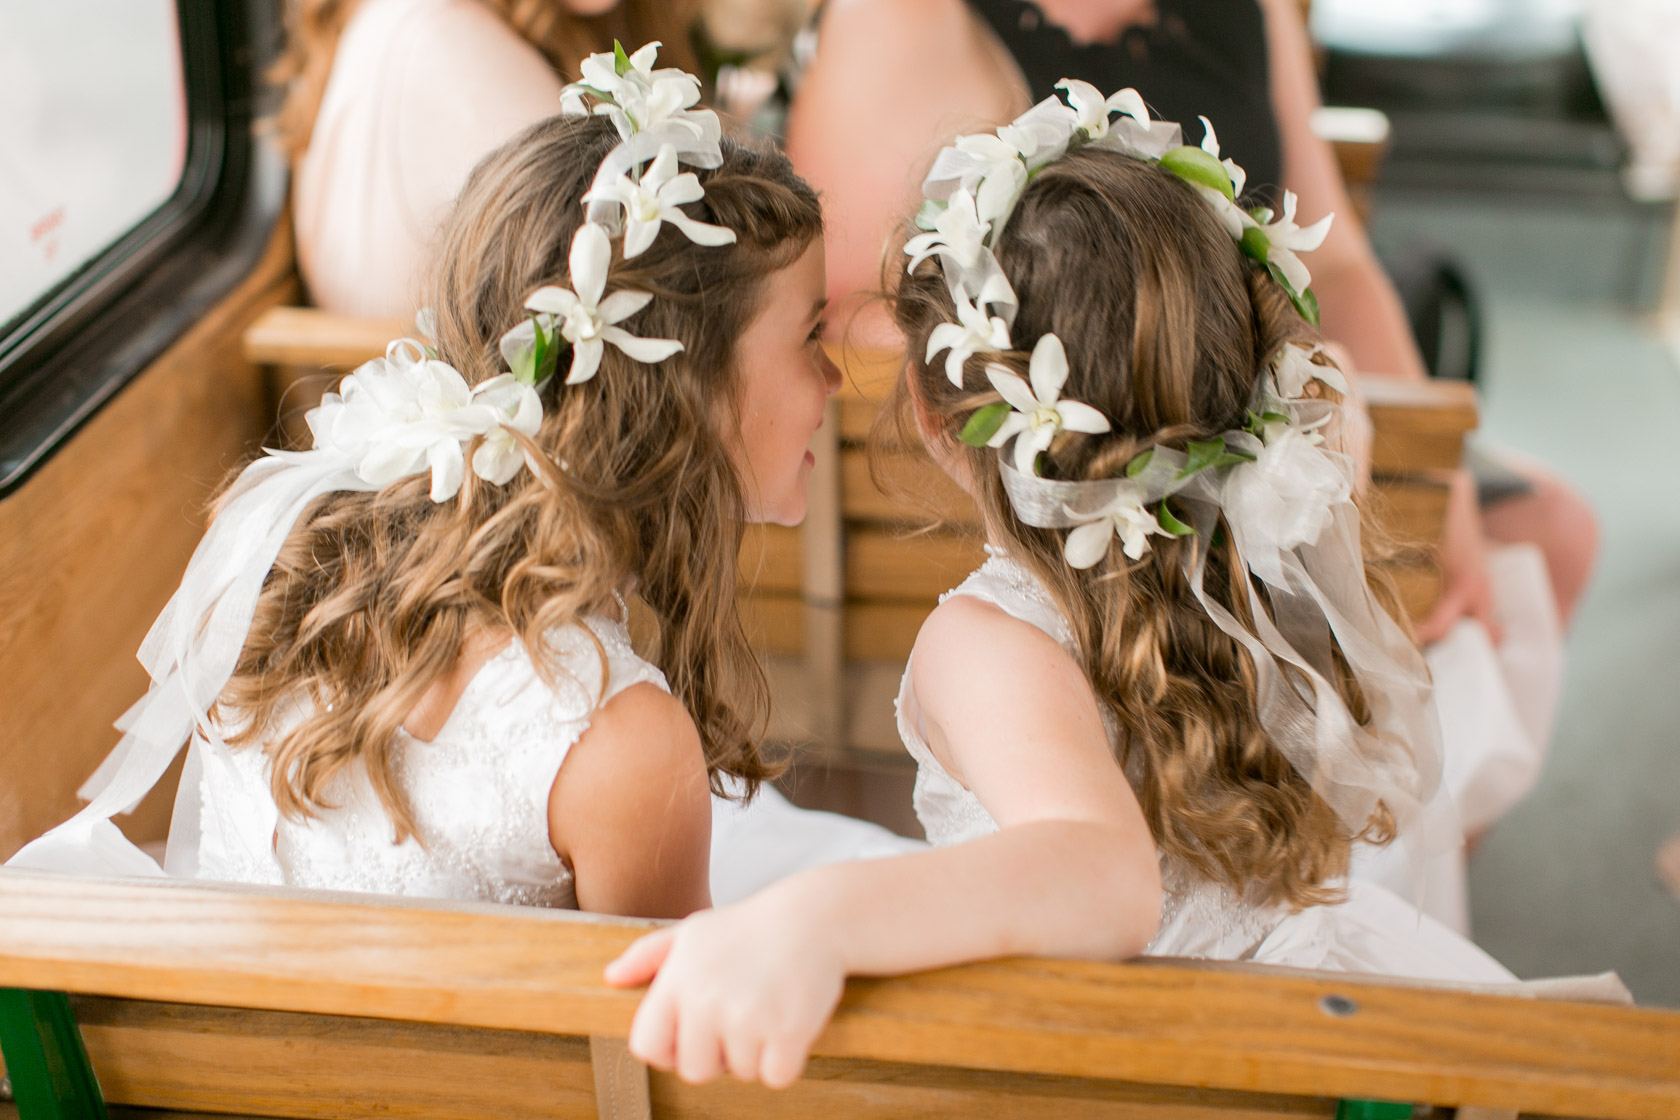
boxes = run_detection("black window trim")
[0,0,286,497]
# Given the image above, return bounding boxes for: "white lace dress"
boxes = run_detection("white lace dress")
[174,614,920,907]
[897,551,1517,983]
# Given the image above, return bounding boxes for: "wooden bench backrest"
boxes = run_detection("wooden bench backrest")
[2,871,1677,1120]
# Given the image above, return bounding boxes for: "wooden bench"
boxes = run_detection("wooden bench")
[2,870,1677,1120]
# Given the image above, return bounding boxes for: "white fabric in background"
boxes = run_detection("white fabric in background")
[1584,0,1680,199]
[1353,543,1563,933]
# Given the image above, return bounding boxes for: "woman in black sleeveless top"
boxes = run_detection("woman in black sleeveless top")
[786,0,1598,638]
[965,0,1283,203]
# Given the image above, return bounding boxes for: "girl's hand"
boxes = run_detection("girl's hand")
[1416,467,1503,646]
[604,895,846,1088]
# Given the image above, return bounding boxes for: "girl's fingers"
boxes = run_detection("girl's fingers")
[722,1026,764,1083]
[627,986,679,1071]
[758,1036,811,1090]
[675,1010,725,1084]
[605,927,677,988]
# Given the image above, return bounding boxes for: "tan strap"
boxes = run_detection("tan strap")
[589,1035,652,1120]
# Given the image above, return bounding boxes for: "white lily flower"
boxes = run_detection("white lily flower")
[1058,80,1150,141]
[468,374,544,485]
[1271,342,1349,399]
[524,222,683,385]
[949,133,1030,227]
[984,333,1111,476]
[317,349,542,502]
[925,287,1010,387]
[1253,190,1333,295]
[582,144,736,258]
[1184,116,1256,240]
[904,187,992,276]
[1223,424,1350,567]
[566,42,704,140]
[1064,490,1169,567]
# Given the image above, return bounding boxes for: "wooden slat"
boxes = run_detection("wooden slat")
[241,307,410,369]
[72,997,596,1120]
[847,531,986,601]
[739,525,802,594]
[846,602,931,662]
[740,593,802,655]
[1362,377,1478,474]
[1370,475,1450,558]
[841,449,977,526]
[69,995,1338,1120]
[1,874,1677,1118]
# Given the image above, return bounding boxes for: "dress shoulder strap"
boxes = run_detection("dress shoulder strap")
[942,548,1078,654]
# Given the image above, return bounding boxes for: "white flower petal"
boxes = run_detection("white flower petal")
[621,217,660,259]
[568,222,612,308]
[472,432,526,486]
[1056,400,1111,434]
[1015,423,1054,475]
[1064,519,1114,569]
[1028,333,1069,404]
[1199,115,1220,158]
[657,171,706,207]
[665,211,737,247]
[601,325,683,363]
[567,338,605,385]
[597,289,655,323]
[1106,87,1149,126]
[357,442,425,487]
[523,286,580,317]
[987,413,1028,449]
[426,439,465,502]
[986,366,1039,413]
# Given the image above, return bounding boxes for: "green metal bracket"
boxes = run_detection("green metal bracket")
[0,990,108,1120]
[1335,1100,1413,1120]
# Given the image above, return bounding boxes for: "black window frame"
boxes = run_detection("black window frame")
[0,0,286,496]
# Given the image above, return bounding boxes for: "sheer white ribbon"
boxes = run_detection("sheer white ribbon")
[996,411,1453,868]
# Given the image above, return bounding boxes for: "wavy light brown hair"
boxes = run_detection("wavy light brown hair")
[268,0,700,161]
[888,147,1404,910]
[219,113,821,839]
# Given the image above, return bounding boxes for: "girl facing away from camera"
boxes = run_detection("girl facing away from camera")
[604,88,1534,1086]
[10,45,882,915]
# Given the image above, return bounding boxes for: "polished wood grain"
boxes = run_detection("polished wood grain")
[66,996,1339,1120]
[0,226,296,862]
[1,873,1676,1119]
[1362,377,1479,474]
[241,307,409,369]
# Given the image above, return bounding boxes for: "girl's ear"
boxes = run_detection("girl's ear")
[905,359,941,445]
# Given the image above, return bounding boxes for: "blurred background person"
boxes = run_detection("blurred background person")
[270,0,698,318]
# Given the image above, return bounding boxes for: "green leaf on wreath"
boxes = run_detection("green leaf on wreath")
[1157,502,1195,537]
[613,41,633,76]
[1125,448,1155,477]
[1160,146,1234,200]
[959,402,1012,448]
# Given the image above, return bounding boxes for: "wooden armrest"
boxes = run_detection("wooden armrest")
[242,306,411,369]
[1,871,1677,1118]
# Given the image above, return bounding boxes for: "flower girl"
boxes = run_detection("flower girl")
[604,87,1527,1086]
[10,44,915,913]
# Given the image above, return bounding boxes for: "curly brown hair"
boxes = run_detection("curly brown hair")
[267,0,700,161]
[887,146,1405,910]
[218,113,822,840]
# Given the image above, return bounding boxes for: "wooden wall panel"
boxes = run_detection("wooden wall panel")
[0,230,295,861]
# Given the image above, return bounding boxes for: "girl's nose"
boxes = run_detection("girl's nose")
[819,346,843,397]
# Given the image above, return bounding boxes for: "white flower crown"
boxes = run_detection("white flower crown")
[288,43,734,505]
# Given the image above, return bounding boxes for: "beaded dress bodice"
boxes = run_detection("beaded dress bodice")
[894,550,1288,959]
[191,615,665,908]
